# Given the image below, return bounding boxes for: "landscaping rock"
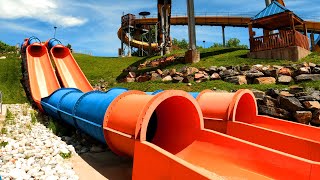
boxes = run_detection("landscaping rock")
[183,76,194,83]
[309,62,316,68]
[210,73,221,80]
[224,75,247,85]
[278,96,304,112]
[207,66,218,74]
[289,85,304,94]
[125,77,135,83]
[263,96,278,107]
[0,56,6,59]
[150,73,161,81]
[298,67,310,74]
[252,90,265,99]
[278,67,292,76]
[277,75,292,84]
[194,73,205,79]
[253,77,276,84]
[252,64,264,71]
[219,69,239,78]
[294,111,312,124]
[156,69,163,75]
[217,66,227,72]
[244,70,264,79]
[240,65,251,71]
[162,69,170,76]
[265,89,280,98]
[303,101,320,110]
[162,75,172,82]
[311,110,320,126]
[279,91,294,97]
[311,67,320,74]
[128,72,136,78]
[172,76,184,83]
[136,75,150,82]
[258,105,290,119]
[169,69,177,76]
[297,95,318,101]
[188,67,199,75]
[295,74,320,82]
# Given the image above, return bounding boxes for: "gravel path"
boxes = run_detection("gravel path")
[0,104,79,180]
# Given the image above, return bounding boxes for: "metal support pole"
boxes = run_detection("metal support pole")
[265,0,271,6]
[187,0,196,50]
[311,32,315,51]
[222,26,226,47]
[120,12,124,57]
[185,0,200,63]
[148,26,152,56]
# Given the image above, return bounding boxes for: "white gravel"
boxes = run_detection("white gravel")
[0,104,79,180]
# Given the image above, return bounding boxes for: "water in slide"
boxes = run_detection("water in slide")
[50,44,93,92]
[26,43,60,109]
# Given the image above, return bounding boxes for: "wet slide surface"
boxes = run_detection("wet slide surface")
[50,45,93,92]
[26,43,60,107]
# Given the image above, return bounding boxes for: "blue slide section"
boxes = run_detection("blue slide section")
[40,87,200,144]
[41,87,128,143]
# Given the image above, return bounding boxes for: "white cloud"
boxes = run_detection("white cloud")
[0,21,41,34]
[0,0,87,27]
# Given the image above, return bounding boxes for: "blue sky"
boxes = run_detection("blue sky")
[0,0,319,56]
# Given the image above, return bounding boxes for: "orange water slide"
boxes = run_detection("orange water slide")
[26,43,60,109]
[196,89,320,161]
[102,90,320,179]
[117,27,158,50]
[50,44,93,92]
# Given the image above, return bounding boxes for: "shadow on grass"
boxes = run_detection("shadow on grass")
[200,48,243,59]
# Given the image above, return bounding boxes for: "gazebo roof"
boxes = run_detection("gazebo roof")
[251,1,304,30]
[253,1,289,20]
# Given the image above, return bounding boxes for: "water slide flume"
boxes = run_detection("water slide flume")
[46,38,93,92]
[23,37,320,179]
[25,40,60,109]
[193,89,320,162]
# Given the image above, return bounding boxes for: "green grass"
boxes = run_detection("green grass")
[1,48,320,104]
[0,54,28,103]
[59,151,72,159]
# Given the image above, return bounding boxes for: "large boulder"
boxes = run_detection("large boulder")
[311,110,320,127]
[278,96,304,112]
[263,96,278,107]
[162,75,172,82]
[278,67,292,76]
[294,111,312,124]
[224,76,247,85]
[295,74,320,82]
[277,75,292,84]
[253,77,276,84]
[303,101,320,110]
[258,105,290,120]
[219,69,239,78]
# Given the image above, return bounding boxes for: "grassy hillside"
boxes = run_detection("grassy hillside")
[1,47,320,103]
[0,54,28,103]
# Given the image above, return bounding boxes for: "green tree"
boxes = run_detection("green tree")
[226,38,240,47]
[172,38,188,49]
[66,43,73,52]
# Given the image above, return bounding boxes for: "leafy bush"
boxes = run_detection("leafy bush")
[0,41,16,53]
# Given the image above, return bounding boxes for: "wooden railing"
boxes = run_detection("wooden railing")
[250,30,309,52]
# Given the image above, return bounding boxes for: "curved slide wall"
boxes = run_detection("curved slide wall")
[46,39,93,92]
[193,89,320,161]
[26,42,60,109]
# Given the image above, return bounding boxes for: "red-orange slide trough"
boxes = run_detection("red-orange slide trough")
[104,90,320,179]
[196,89,320,162]
[26,42,60,109]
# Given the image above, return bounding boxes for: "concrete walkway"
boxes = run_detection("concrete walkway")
[71,151,132,180]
